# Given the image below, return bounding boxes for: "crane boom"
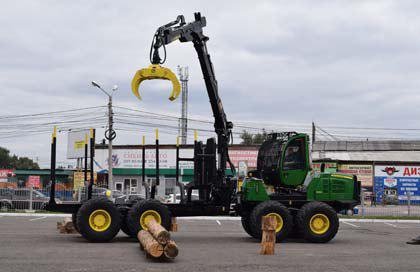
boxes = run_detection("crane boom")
[150,13,234,181]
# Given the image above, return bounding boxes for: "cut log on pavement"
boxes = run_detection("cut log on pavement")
[260,215,276,255]
[138,230,164,258]
[57,218,78,234]
[170,217,178,232]
[145,218,170,244]
[163,240,179,259]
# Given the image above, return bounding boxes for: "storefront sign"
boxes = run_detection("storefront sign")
[338,164,373,187]
[95,147,259,172]
[0,169,14,182]
[374,165,420,203]
[27,175,41,188]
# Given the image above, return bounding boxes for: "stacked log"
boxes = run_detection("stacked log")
[138,218,179,260]
[57,218,78,234]
[260,215,276,255]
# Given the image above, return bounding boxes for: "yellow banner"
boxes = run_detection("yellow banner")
[73,171,97,190]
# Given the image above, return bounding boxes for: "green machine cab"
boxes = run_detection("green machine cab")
[238,132,360,243]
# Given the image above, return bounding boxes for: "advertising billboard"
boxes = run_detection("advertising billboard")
[94,147,259,172]
[338,164,373,187]
[374,165,420,204]
[67,129,92,159]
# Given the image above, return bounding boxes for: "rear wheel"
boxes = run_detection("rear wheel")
[76,198,121,242]
[296,201,339,243]
[127,199,171,236]
[249,201,293,242]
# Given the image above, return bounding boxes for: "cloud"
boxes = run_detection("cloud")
[1,0,420,166]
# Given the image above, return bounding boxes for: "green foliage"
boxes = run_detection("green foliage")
[0,146,39,169]
[240,129,269,145]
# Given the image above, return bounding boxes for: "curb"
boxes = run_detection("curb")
[1,213,419,223]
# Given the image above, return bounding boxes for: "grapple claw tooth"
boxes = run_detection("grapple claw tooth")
[131,64,181,101]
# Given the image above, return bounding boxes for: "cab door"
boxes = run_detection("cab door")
[280,135,310,186]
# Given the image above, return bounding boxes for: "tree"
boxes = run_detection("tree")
[0,147,39,169]
[240,129,269,145]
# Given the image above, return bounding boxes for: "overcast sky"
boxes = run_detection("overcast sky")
[1,0,420,167]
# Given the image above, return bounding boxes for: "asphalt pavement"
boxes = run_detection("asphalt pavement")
[0,216,419,272]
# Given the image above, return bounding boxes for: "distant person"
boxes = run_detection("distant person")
[371,194,376,207]
[407,235,420,245]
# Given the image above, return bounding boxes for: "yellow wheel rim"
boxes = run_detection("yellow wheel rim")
[309,213,330,235]
[266,212,283,233]
[140,210,161,230]
[88,209,111,232]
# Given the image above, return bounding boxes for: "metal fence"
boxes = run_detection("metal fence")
[350,190,420,217]
[1,186,419,217]
[0,186,112,212]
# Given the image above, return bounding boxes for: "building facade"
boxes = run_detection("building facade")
[312,140,420,204]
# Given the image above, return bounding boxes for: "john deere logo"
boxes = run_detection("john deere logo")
[382,167,399,176]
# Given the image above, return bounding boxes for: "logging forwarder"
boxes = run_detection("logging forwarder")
[46,13,360,244]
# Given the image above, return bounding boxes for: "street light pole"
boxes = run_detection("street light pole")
[107,94,113,190]
[91,81,117,191]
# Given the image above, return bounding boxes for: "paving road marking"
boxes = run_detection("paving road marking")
[29,216,47,221]
[216,220,221,225]
[383,222,411,229]
[342,221,359,228]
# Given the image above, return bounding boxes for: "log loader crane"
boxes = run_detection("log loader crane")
[46,13,360,243]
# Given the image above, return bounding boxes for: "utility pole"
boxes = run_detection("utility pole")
[91,81,117,190]
[177,66,189,144]
[312,122,316,144]
[312,122,316,151]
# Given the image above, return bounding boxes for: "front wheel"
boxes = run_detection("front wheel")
[296,202,339,243]
[249,201,293,242]
[76,198,121,242]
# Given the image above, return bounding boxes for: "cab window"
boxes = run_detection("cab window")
[283,138,305,170]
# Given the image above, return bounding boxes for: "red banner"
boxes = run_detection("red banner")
[0,169,15,182]
[27,175,41,188]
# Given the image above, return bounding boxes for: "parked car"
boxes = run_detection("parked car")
[76,186,111,201]
[0,188,61,211]
[164,193,199,203]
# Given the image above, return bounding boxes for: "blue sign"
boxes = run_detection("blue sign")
[374,165,420,204]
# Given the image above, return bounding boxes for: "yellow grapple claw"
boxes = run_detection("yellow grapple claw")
[131,64,181,101]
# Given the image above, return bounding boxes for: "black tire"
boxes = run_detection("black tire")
[0,202,12,212]
[76,198,121,242]
[127,199,171,236]
[249,201,293,242]
[120,217,133,237]
[287,214,301,239]
[71,213,79,233]
[296,201,339,243]
[241,213,253,237]
[117,207,135,238]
